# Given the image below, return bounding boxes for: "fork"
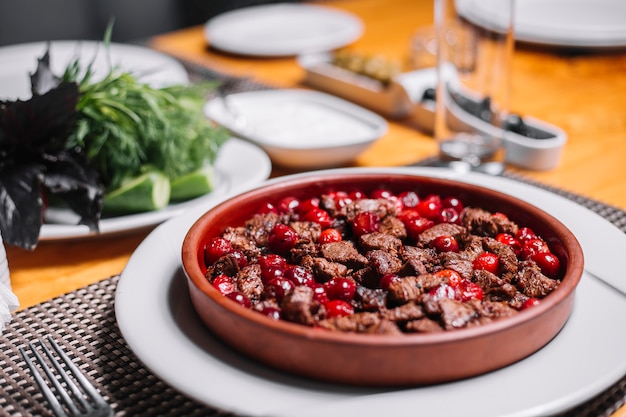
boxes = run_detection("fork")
[19,335,114,417]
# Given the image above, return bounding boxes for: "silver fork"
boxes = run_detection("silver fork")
[19,335,114,417]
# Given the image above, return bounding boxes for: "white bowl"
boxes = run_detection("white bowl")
[204,89,388,169]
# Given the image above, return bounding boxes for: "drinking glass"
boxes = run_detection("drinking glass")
[434,0,515,174]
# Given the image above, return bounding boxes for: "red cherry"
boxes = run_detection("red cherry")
[370,188,394,199]
[516,227,537,243]
[284,265,315,287]
[430,277,483,301]
[473,252,500,275]
[530,252,561,278]
[397,191,420,209]
[258,202,278,214]
[312,283,329,303]
[212,274,236,295]
[520,238,550,260]
[268,223,299,254]
[324,277,357,301]
[204,237,233,265]
[226,291,250,308]
[297,197,320,214]
[428,283,456,300]
[277,196,300,213]
[432,269,462,287]
[351,212,381,236]
[319,228,343,243]
[379,273,401,290]
[403,216,435,239]
[435,207,460,224]
[398,208,420,222]
[416,195,442,220]
[442,196,464,212]
[259,306,281,320]
[302,207,333,228]
[258,255,288,284]
[431,235,459,252]
[260,265,285,284]
[348,190,367,200]
[456,279,484,301]
[521,297,540,310]
[265,277,294,302]
[326,190,352,208]
[496,233,522,256]
[324,299,354,318]
[258,254,287,270]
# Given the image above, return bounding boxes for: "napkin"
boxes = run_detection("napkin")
[0,238,19,335]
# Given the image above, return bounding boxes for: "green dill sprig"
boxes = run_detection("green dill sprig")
[64,65,229,190]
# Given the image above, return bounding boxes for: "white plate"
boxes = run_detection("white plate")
[0,40,189,101]
[458,0,626,48]
[40,138,271,241]
[116,167,626,417]
[204,89,388,169]
[204,4,363,57]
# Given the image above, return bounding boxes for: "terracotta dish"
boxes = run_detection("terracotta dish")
[181,171,584,386]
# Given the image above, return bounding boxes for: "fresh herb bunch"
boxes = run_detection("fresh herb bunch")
[63,64,228,190]
[0,40,229,250]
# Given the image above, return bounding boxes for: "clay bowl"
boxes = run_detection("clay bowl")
[181,170,584,387]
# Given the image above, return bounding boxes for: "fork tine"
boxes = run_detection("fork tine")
[20,344,69,417]
[20,336,111,417]
[38,336,92,413]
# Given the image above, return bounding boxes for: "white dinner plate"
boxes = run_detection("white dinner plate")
[458,0,626,48]
[0,40,189,101]
[205,89,388,169]
[116,167,626,417]
[40,138,271,241]
[204,4,363,57]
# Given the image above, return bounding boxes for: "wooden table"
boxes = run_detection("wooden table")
[7,0,626,320]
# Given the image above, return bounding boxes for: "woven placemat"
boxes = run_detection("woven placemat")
[2,58,626,417]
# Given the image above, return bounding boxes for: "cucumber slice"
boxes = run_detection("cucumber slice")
[170,166,215,201]
[103,171,171,214]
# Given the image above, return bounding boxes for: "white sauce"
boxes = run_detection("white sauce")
[235,99,376,148]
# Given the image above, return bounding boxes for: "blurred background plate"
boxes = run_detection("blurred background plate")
[0,40,189,100]
[204,3,363,57]
[458,0,626,48]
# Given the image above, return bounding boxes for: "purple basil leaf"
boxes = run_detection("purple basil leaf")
[30,46,62,96]
[0,82,78,152]
[41,151,104,232]
[0,163,45,250]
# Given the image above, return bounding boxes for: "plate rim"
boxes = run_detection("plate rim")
[458,0,626,48]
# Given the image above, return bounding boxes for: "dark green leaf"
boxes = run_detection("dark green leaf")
[0,164,45,250]
[0,82,79,152]
[41,151,104,231]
